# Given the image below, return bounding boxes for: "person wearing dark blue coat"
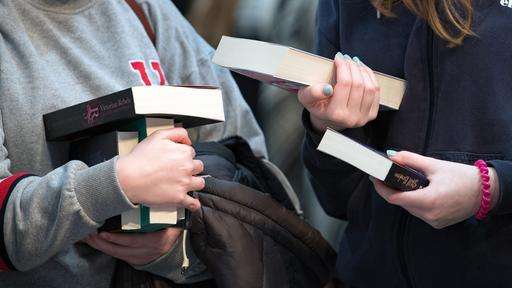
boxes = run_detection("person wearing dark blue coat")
[299,0,512,287]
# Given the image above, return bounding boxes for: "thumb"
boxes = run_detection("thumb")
[149,128,192,145]
[298,83,333,106]
[387,150,436,175]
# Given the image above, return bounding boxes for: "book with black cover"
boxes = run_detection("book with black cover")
[317,128,429,191]
[44,85,224,141]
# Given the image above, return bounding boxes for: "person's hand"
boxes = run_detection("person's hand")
[84,229,181,266]
[116,128,203,211]
[298,53,380,132]
[372,151,500,229]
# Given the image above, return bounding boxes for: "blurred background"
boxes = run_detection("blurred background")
[172,0,346,249]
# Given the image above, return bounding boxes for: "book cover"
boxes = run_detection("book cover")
[44,86,224,141]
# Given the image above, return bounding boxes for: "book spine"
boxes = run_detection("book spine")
[384,164,429,191]
[44,89,137,141]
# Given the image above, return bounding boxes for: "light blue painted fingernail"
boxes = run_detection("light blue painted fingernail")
[343,54,352,60]
[335,52,343,60]
[353,56,363,66]
[386,150,397,157]
[323,84,334,96]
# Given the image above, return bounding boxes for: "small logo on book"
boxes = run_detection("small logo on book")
[84,104,100,125]
[501,0,512,8]
[394,172,422,190]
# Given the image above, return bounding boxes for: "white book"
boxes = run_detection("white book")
[213,36,406,110]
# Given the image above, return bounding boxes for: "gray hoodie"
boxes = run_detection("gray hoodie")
[0,0,266,287]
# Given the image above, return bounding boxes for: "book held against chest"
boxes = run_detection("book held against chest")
[69,118,190,232]
[317,128,429,191]
[51,86,226,232]
[212,36,406,110]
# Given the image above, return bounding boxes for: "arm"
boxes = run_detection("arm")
[300,0,382,219]
[0,115,135,272]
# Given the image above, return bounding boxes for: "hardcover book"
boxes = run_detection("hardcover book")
[213,36,406,110]
[44,85,225,141]
[317,128,429,191]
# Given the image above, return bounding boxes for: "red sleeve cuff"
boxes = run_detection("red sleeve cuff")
[0,173,33,272]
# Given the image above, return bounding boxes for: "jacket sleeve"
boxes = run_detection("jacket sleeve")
[488,161,512,215]
[0,112,135,272]
[302,110,373,219]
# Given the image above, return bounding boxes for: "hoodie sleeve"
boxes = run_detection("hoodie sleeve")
[0,108,135,272]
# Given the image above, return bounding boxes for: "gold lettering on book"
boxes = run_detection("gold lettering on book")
[394,173,419,189]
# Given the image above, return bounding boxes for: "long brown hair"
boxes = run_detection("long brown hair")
[372,0,474,46]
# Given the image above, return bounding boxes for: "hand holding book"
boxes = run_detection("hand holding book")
[372,150,500,229]
[116,127,204,211]
[298,52,380,133]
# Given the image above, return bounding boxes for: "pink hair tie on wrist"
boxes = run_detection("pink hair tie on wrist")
[474,160,491,220]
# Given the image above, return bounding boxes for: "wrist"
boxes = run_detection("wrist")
[309,113,346,133]
[489,167,500,211]
[115,156,138,204]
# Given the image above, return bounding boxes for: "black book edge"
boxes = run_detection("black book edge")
[384,162,429,192]
[44,87,224,141]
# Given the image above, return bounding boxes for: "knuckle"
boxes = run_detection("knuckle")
[329,110,346,123]
[367,86,377,95]
[352,81,363,90]
[180,176,191,187]
[345,117,358,128]
[175,127,188,136]
[339,78,351,89]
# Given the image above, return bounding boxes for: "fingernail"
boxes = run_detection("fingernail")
[322,84,333,96]
[344,54,352,61]
[386,150,397,157]
[335,52,343,60]
[353,56,363,66]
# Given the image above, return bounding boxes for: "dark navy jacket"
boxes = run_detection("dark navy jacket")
[303,1,512,287]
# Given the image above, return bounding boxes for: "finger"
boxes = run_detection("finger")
[181,195,201,211]
[85,234,138,260]
[371,177,430,209]
[297,83,333,106]
[359,62,375,115]
[328,55,351,110]
[192,159,204,175]
[99,232,145,247]
[151,128,192,145]
[345,57,365,112]
[364,65,381,119]
[176,143,196,159]
[388,151,437,175]
[189,176,206,191]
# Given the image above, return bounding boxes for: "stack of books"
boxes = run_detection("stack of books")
[44,85,225,232]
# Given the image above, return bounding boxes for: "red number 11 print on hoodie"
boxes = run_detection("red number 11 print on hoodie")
[130,60,167,86]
